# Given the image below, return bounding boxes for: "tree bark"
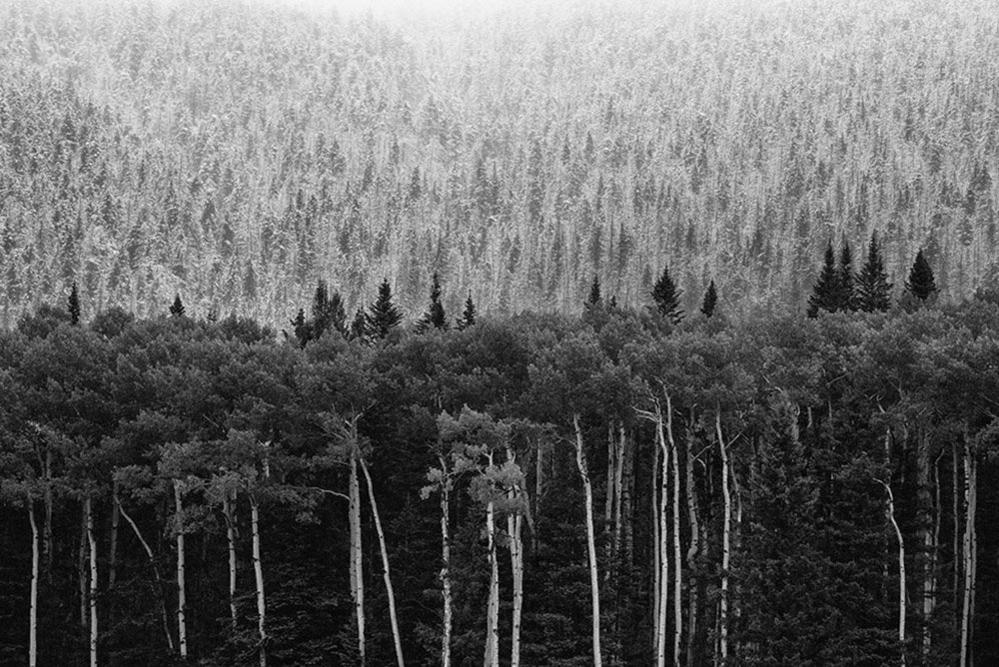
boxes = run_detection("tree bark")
[654,400,669,667]
[960,441,976,667]
[109,480,120,588]
[359,456,405,667]
[651,432,661,656]
[348,443,365,665]
[174,480,188,660]
[28,501,38,667]
[880,479,906,667]
[44,447,52,578]
[79,509,87,630]
[438,455,453,667]
[669,399,682,667]
[684,420,701,667]
[573,414,603,667]
[86,496,98,667]
[484,450,500,667]
[716,409,731,665]
[223,491,238,632]
[613,424,625,560]
[917,432,933,661]
[507,448,524,667]
[250,493,267,667]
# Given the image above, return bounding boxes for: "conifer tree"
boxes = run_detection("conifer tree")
[456,293,476,330]
[651,264,684,324]
[855,233,892,312]
[365,280,402,339]
[68,282,81,325]
[837,241,856,311]
[416,273,447,332]
[700,280,717,317]
[905,249,937,301]
[349,309,368,341]
[290,308,310,347]
[170,294,185,317]
[312,280,347,338]
[587,275,602,307]
[807,242,840,317]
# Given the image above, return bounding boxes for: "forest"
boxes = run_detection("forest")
[1,0,998,326]
[2,264,999,665]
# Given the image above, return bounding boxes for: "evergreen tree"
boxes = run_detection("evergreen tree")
[456,293,476,330]
[365,280,402,339]
[290,308,311,348]
[68,282,81,325]
[855,233,892,312]
[700,280,717,317]
[837,241,856,311]
[416,273,448,332]
[349,308,368,340]
[807,242,840,317]
[905,249,937,301]
[651,264,684,324]
[586,275,602,307]
[312,280,347,338]
[170,294,185,317]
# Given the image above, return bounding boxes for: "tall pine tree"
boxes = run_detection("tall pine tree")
[68,282,81,325]
[905,249,937,301]
[416,273,447,332]
[586,275,601,307]
[366,279,403,339]
[456,293,476,330]
[807,242,840,317]
[651,264,683,324]
[837,241,856,311]
[855,233,892,312]
[312,280,347,338]
[170,294,185,317]
[700,280,717,317]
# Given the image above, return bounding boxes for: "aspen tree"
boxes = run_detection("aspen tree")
[29,501,39,667]
[573,413,603,667]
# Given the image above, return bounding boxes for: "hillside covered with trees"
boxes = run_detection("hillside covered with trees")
[1,0,998,326]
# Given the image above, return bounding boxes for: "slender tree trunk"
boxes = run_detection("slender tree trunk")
[652,433,661,655]
[86,496,98,667]
[917,433,933,662]
[573,414,603,667]
[685,420,701,667]
[223,491,238,632]
[174,481,188,660]
[28,501,39,667]
[622,428,635,565]
[44,448,52,578]
[116,495,175,652]
[960,441,976,667]
[880,480,906,667]
[250,493,267,667]
[669,401,682,667]
[925,450,943,662]
[359,456,405,667]
[109,480,120,588]
[613,424,625,559]
[716,410,731,665]
[484,450,500,667]
[507,448,524,667]
[79,510,87,630]
[605,422,615,539]
[654,400,670,667]
[438,455,452,667]
[953,441,961,625]
[348,446,365,665]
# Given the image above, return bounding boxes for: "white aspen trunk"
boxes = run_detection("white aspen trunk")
[669,400,682,667]
[29,501,39,667]
[917,434,932,661]
[174,480,188,660]
[685,421,700,667]
[573,414,603,667]
[535,439,544,520]
[438,455,453,667]
[654,401,669,667]
[613,424,625,559]
[605,422,615,538]
[924,451,943,662]
[716,410,731,665]
[960,442,976,667]
[880,480,906,667]
[250,493,267,667]
[359,456,405,667]
[348,445,365,665]
[87,496,98,667]
[652,434,661,654]
[953,442,960,623]
[484,451,500,667]
[223,491,238,632]
[109,480,120,588]
[116,495,175,652]
[622,429,635,564]
[79,510,87,629]
[969,453,977,666]
[507,447,524,667]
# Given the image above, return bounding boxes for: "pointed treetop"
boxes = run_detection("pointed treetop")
[169,294,185,317]
[349,308,368,341]
[905,249,937,301]
[837,241,856,311]
[806,241,840,317]
[456,292,476,331]
[855,233,892,312]
[366,279,403,339]
[417,272,448,333]
[586,275,602,307]
[651,263,684,324]
[700,280,717,317]
[312,279,347,339]
[68,282,81,325]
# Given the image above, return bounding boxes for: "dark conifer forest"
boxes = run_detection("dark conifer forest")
[3,0,999,665]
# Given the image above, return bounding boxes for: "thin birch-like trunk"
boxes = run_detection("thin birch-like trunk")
[573,414,603,667]
[174,481,188,660]
[359,456,405,667]
[880,479,906,667]
[44,448,52,577]
[484,450,500,667]
[116,495,175,652]
[622,428,635,564]
[960,442,976,667]
[716,410,731,665]
[669,399,682,667]
[917,434,932,661]
[438,455,453,667]
[250,493,267,667]
[29,501,39,667]
[109,480,120,588]
[685,421,700,667]
[79,510,87,629]
[605,422,615,538]
[654,401,669,667]
[87,496,98,667]
[953,441,960,624]
[507,447,524,667]
[348,445,365,665]
[613,424,625,559]
[223,491,238,632]
[651,434,661,653]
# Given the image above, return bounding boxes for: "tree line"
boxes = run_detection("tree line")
[2,268,999,665]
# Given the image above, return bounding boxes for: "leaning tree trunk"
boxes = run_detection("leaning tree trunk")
[359,457,405,667]
[250,492,267,667]
[223,491,238,632]
[484,450,500,667]
[716,410,731,665]
[438,455,453,667]
[28,500,39,667]
[573,414,603,667]
[880,479,906,667]
[86,496,98,667]
[348,447,365,665]
[174,481,188,660]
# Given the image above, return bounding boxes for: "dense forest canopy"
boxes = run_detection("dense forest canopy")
[0,0,997,327]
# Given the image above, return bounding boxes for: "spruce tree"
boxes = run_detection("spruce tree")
[586,275,602,307]
[68,282,81,325]
[807,242,840,317]
[456,293,476,330]
[700,280,717,317]
[349,309,368,341]
[416,273,447,332]
[905,249,937,301]
[312,280,347,338]
[170,294,185,317]
[855,233,892,312]
[365,279,403,339]
[290,308,311,347]
[651,263,684,324]
[837,241,856,311]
